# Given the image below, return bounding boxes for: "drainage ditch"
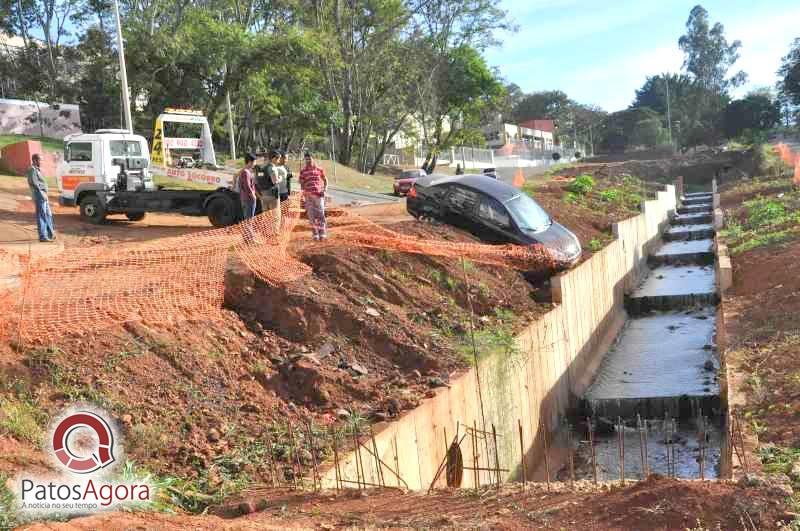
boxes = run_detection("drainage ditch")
[572,191,723,481]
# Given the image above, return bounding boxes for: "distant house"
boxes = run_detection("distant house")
[482,116,555,151]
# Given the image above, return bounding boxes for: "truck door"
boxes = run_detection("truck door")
[62,141,100,198]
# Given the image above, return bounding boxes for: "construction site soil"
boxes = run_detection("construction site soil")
[6,153,794,529]
[720,177,800,450]
[20,476,793,530]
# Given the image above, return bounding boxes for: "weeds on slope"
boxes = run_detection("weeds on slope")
[722,185,800,255]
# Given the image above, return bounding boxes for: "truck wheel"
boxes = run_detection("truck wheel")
[125,211,146,222]
[80,195,107,224]
[206,196,238,227]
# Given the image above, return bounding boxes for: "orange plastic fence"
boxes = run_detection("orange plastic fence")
[775,143,800,185]
[2,192,566,344]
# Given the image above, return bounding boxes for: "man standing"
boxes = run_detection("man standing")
[278,151,292,201]
[299,153,328,241]
[239,153,257,242]
[26,154,55,242]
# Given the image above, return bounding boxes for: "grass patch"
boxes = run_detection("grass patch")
[0,134,63,153]
[567,174,595,195]
[721,188,800,255]
[0,396,47,445]
[456,308,519,364]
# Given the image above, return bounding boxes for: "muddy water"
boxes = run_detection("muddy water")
[570,419,722,481]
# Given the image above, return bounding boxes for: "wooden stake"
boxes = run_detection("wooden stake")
[518,419,527,488]
[491,424,501,489]
[542,418,551,491]
[370,425,385,488]
[588,417,597,485]
[472,421,479,490]
[306,421,320,491]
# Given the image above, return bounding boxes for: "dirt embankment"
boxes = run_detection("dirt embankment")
[561,148,757,190]
[24,476,794,530]
[0,220,548,494]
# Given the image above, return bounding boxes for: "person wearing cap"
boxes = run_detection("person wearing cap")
[239,153,257,242]
[299,152,328,241]
[26,154,55,242]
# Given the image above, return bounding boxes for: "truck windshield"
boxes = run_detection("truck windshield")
[110,140,143,157]
[505,194,552,233]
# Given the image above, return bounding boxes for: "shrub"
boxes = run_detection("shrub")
[746,197,787,229]
[599,189,620,202]
[567,174,595,195]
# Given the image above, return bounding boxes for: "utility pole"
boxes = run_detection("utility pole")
[226,91,236,160]
[112,0,133,133]
[664,75,673,146]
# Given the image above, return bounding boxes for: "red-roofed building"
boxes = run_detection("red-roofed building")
[519,119,555,133]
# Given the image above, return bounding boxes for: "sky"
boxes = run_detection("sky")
[484,0,800,112]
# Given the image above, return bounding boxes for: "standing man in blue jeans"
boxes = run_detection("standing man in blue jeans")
[238,153,258,242]
[26,154,55,242]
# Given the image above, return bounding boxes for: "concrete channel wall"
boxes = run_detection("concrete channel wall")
[322,185,677,490]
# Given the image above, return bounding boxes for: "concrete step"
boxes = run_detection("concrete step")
[664,223,715,241]
[583,308,720,418]
[677,204,713,215]
[650,239,714,265]
[626,264,717,314]
[683,196,714,206]
[683,192,713,199]
[671,212,712,226]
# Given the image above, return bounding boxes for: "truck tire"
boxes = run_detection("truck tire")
[206,195,238,227]
[80,195,107,224]
[125,211,146,222]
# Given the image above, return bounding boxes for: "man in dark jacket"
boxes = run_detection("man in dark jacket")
[26,154,55,242]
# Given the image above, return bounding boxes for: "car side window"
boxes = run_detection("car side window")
[66,142,93,162]
[477,195,511,228]
[445,186,479,213]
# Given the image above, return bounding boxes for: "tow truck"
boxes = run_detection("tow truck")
[57,128,243,227]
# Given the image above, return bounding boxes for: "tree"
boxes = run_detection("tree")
[723,93,780,139]
[678,5,746,93]
[778,38,800,126]
[511,90,570,123]
[602,107,666,152]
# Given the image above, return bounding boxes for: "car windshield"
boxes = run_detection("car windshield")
[110,140,143,157]
[398,170,424,179]
[504,194,552,232]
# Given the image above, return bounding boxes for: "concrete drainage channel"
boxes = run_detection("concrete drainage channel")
[317,181,746,493]
[577,190,723,481]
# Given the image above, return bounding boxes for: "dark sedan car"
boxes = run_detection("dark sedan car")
[406,174,582,265]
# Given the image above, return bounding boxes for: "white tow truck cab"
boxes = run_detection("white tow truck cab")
[58,130,242,226]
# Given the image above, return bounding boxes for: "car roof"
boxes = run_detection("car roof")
[416,174,521,202]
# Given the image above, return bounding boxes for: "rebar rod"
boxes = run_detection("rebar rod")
[518,419,527,488]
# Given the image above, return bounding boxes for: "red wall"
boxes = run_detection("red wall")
[0,140,59,177]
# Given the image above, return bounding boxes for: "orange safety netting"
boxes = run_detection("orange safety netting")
[775,143,800,185]
[1,192,566,344]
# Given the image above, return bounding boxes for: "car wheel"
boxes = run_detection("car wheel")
[125,211,146,222]
[206,196,238,227]
[79,195,107,224]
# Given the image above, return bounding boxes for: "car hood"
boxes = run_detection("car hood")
[522,221,582,264]
[395,178,417,185]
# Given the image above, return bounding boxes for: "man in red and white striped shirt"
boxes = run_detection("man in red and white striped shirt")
[299,153,328,240]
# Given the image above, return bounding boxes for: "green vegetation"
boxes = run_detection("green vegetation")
[456,308,519,365]
[754,143,793,178]
[554,174,645,216]
[721,189,800,255]
[567,174,595,195]
[0,396,47,445]
[0,473,17,530]
[0,134,63,154]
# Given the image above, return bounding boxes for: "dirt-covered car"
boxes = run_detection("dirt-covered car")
[406,174,582,265]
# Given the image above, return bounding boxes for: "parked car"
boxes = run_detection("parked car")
[393,168,427,196]
[406,175,582,266]
[177,156,194,168]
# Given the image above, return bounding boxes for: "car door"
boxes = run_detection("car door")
[62,141,99,194]
[442,185,480,233]
[474,193,518,244]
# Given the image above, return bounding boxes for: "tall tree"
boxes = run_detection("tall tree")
[678,5,746,93]
[723,92,781,139]
[778,37,800,126]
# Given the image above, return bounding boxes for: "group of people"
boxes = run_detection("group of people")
[237,150,328,241]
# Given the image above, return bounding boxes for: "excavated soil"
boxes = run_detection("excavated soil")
[0,219,549,488]
[22,476,793,530]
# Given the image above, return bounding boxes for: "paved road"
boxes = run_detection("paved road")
[327,186,401,206]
